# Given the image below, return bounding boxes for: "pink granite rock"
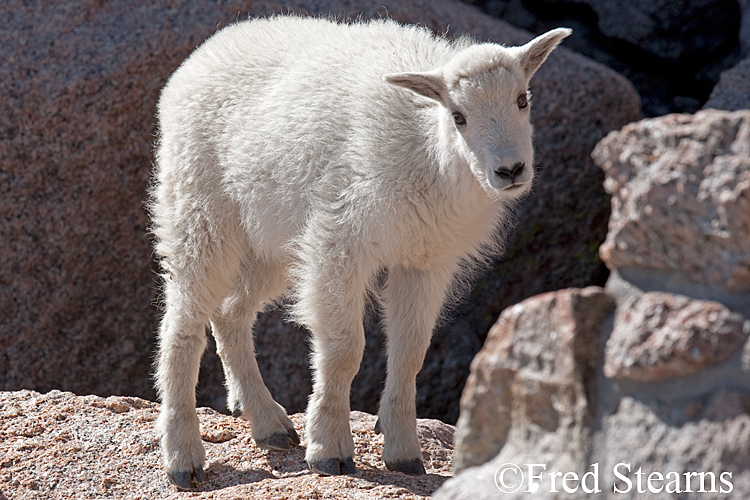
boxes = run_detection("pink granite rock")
[453,287,615,473]
[593,109,750,295]
[604,292,750,381]
[0,390,453,499]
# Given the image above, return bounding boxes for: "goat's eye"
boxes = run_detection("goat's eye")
[517,93,529,109]
[452,111,467,126]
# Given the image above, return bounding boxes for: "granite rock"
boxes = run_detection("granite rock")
[704,59,750,111]
[541,0,740,63]
[453,287,615,473]
[1,0,640,423]
[593,109,750,296]
[598,393,750,497]
[604,292,750,381]
[0,390,453,499]
[438,381,750,500]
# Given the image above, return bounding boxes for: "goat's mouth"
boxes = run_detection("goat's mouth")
[485,179,530,193]
[503,181,528,191]
[493,179,530,192]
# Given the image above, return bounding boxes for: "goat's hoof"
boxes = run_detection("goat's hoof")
[307,456,356,475]
[374,417,381,434]
[287,426,301,446]
[193,467,206,484]
[231,407,243,418]
[385,458,426,475]
[167,466,206,490]
[255,427,300,450]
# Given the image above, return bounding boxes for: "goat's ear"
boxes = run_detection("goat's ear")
[384,70,447,103]
[514,28,571,79]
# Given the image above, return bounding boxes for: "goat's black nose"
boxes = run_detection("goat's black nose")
[494,162,525,180]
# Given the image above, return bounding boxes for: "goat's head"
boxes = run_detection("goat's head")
[386,28,571,200]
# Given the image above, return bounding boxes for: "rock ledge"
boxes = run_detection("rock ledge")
[0,390,453,499]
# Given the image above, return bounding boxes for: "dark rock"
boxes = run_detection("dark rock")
[704,59,750,111]
[460,0,743,117]
[742,0,750,55]
[561,0,740,62]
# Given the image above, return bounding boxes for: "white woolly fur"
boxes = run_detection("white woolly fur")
[150,15,570,487]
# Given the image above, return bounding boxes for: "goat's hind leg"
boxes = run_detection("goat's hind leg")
[155,288,210,490]
[153,210,246,489]
[210,259,299,451]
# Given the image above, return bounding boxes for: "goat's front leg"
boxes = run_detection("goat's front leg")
[378,264,454,475]
[297,256,373,475]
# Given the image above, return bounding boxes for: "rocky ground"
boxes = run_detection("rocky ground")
[0,391,454,500]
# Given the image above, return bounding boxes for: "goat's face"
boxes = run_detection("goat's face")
[386,28,570,200]
[444,60,534,198]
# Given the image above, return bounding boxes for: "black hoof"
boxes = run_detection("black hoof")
[255,427,300,450]
[386,458,426,475]
[193,467,206,484]
[287,426,301,446]
[231,407,243,418]
[167,466,206,490]
[341,456,356,474]
[374,417,381,434]
[308,456,356,475]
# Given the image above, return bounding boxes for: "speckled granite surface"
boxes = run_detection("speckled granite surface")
[0,390,454,498]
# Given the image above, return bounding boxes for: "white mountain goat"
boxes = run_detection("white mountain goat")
[150,15,569,489]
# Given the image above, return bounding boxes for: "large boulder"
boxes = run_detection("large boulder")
[592,110,750,498]
[436,286,750,500]
[0,390,454,498]
[452,287,615,474]
[437,286,617,500]
[0,0,641,421]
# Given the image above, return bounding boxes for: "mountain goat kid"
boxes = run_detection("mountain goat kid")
[151,15,569,489]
